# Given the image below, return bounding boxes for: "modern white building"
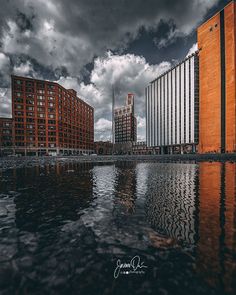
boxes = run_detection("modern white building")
[146,52,199,154]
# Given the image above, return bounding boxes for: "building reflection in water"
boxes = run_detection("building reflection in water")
[113,162,137,215]
[146,163,198,245]
[79,164,117,231]
[0,161,235,293]
[12,162,94,231]
[196,162,236,294]
[146,162,236,294]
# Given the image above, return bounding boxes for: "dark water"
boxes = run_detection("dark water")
[0,161,235,295]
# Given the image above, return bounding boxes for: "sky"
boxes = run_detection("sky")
[0,0,230,141]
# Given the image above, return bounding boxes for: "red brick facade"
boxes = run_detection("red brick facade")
[114,93,137,143]
[12,75,94,155]
[94,141,113,155]
[0,117,13,156]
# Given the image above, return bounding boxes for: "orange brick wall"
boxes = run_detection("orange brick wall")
[225,3,236,152]
[196,162,221,285]
[198,1,236,153]
[198,13,221,153]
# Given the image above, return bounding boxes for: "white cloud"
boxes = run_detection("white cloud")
[137,116,146,128]
[94,118,113,141]
[57,51,171,141]
[13,60,38,77]
[186,43,198,57]
[0,52,11,86]
[95,118,112,133]
[137,116,146,142]
[0,88,12,118]
[0,0,219,78]
[0,52,10,70]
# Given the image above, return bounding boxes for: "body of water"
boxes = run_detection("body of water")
[0,161,235,295]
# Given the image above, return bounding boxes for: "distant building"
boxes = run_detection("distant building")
[0,118,13,156]
[198,1,236,153]
[132,141,160,155]
[146,53,199,154]
[94,141,113,155]
[113,141,159,155]
[114,93,137,144]
[113,141,133,155]
[11,75,94,156]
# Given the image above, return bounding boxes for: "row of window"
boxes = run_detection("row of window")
[14,92,93,111]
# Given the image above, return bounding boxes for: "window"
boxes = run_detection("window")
[15,98,23,103]
[37,95,44,101]
[15,111,23,116]
[37,82,44,88]
[48,84,54,90]
[27,94,34,98]
[26,100,34,105]
[26,124,34,129]
[48,120,55,124]
[38,119,45,124]
[16,80,22,85]
[26,87,34,93]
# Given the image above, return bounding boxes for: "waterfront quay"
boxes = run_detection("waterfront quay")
[0,153,236,171]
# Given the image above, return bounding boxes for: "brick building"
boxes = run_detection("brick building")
[94,141,113,155]
[132,141,160,155]
[11,75,94,156]
[0,118,13,156]
[114,93,137,144]
[198,1,236,153]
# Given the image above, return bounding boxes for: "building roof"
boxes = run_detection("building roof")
[11,75,94,110]
[149,50,199,85]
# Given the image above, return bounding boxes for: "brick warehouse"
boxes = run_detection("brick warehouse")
[11,75,94,156]
[0,117,13,156]
[198,1,236,153]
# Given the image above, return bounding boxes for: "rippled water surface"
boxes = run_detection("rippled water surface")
[0,161,235,295]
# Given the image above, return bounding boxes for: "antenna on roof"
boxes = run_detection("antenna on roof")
[112,85,115,145]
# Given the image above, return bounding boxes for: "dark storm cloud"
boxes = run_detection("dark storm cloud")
[15,11,34,32]
[0,0,226,139]
[0,0,221,82]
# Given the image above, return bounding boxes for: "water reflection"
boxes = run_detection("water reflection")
[113,162,137,215]
[196,162,236,294]
[13,162,94,231]
[145,162,236,294]
[0,161,235,294]
[146,163,198,245]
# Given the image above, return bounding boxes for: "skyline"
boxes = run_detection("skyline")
[0,0,230,141]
